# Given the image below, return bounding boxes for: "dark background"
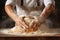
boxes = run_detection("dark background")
[0,0,15,28]
[0,0,60,28]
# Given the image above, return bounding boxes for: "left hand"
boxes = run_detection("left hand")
[33,20,41,28]
[30,17,42,29]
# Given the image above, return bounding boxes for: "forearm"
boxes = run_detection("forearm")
[5,5,20,22]
[39,4,55,22]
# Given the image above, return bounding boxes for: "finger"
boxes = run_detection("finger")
[33,23,39,28]
[33,21,39,27]
[22,22,28,28]
[36,22,41,27]
[19,23,23,28]
[33,23,37,28]
[16,21,27,30]
[17,22,25,29]
[29,21,35,28]
[20,21,28,29]
[21,25,26,29]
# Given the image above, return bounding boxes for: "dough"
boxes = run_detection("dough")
[24,16,38,27]
[23,16,39,32]
[11,16,40,33]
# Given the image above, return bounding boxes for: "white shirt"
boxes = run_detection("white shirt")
[5,0,55,17]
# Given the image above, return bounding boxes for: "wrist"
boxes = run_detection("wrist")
[38,16,46,23]
[14,17,21,22]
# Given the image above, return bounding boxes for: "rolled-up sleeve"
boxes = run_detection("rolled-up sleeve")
[44,0,55,7]
[5,0,16,6]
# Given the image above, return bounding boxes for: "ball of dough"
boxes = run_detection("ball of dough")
[23,16,39,32]
[24,16,38,27]
[12,16,39,33]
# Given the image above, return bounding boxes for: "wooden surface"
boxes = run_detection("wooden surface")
[0,37,60,40]
[0,28,60,37]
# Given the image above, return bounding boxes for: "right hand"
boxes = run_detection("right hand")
[15,18,28,30]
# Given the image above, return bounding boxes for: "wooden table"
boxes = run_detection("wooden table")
[0,28,60,40]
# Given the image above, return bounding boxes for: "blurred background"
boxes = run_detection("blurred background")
[0,0,15,28]
[0,0,60,28]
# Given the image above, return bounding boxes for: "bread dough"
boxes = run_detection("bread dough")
[11,15,40,33]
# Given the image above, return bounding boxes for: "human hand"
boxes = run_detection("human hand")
[15,18,28,30]
[32,20,41,29]
[28,17,42,30]
[32,16,45,28]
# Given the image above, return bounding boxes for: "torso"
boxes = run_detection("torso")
[16,0,44,16]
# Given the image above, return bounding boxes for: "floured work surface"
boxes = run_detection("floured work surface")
[0,16,60,37]
[0,23,60,37]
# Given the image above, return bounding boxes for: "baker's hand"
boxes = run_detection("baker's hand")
[15,18,28,30]
[33,20,41,28]
[33,16,45,28]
